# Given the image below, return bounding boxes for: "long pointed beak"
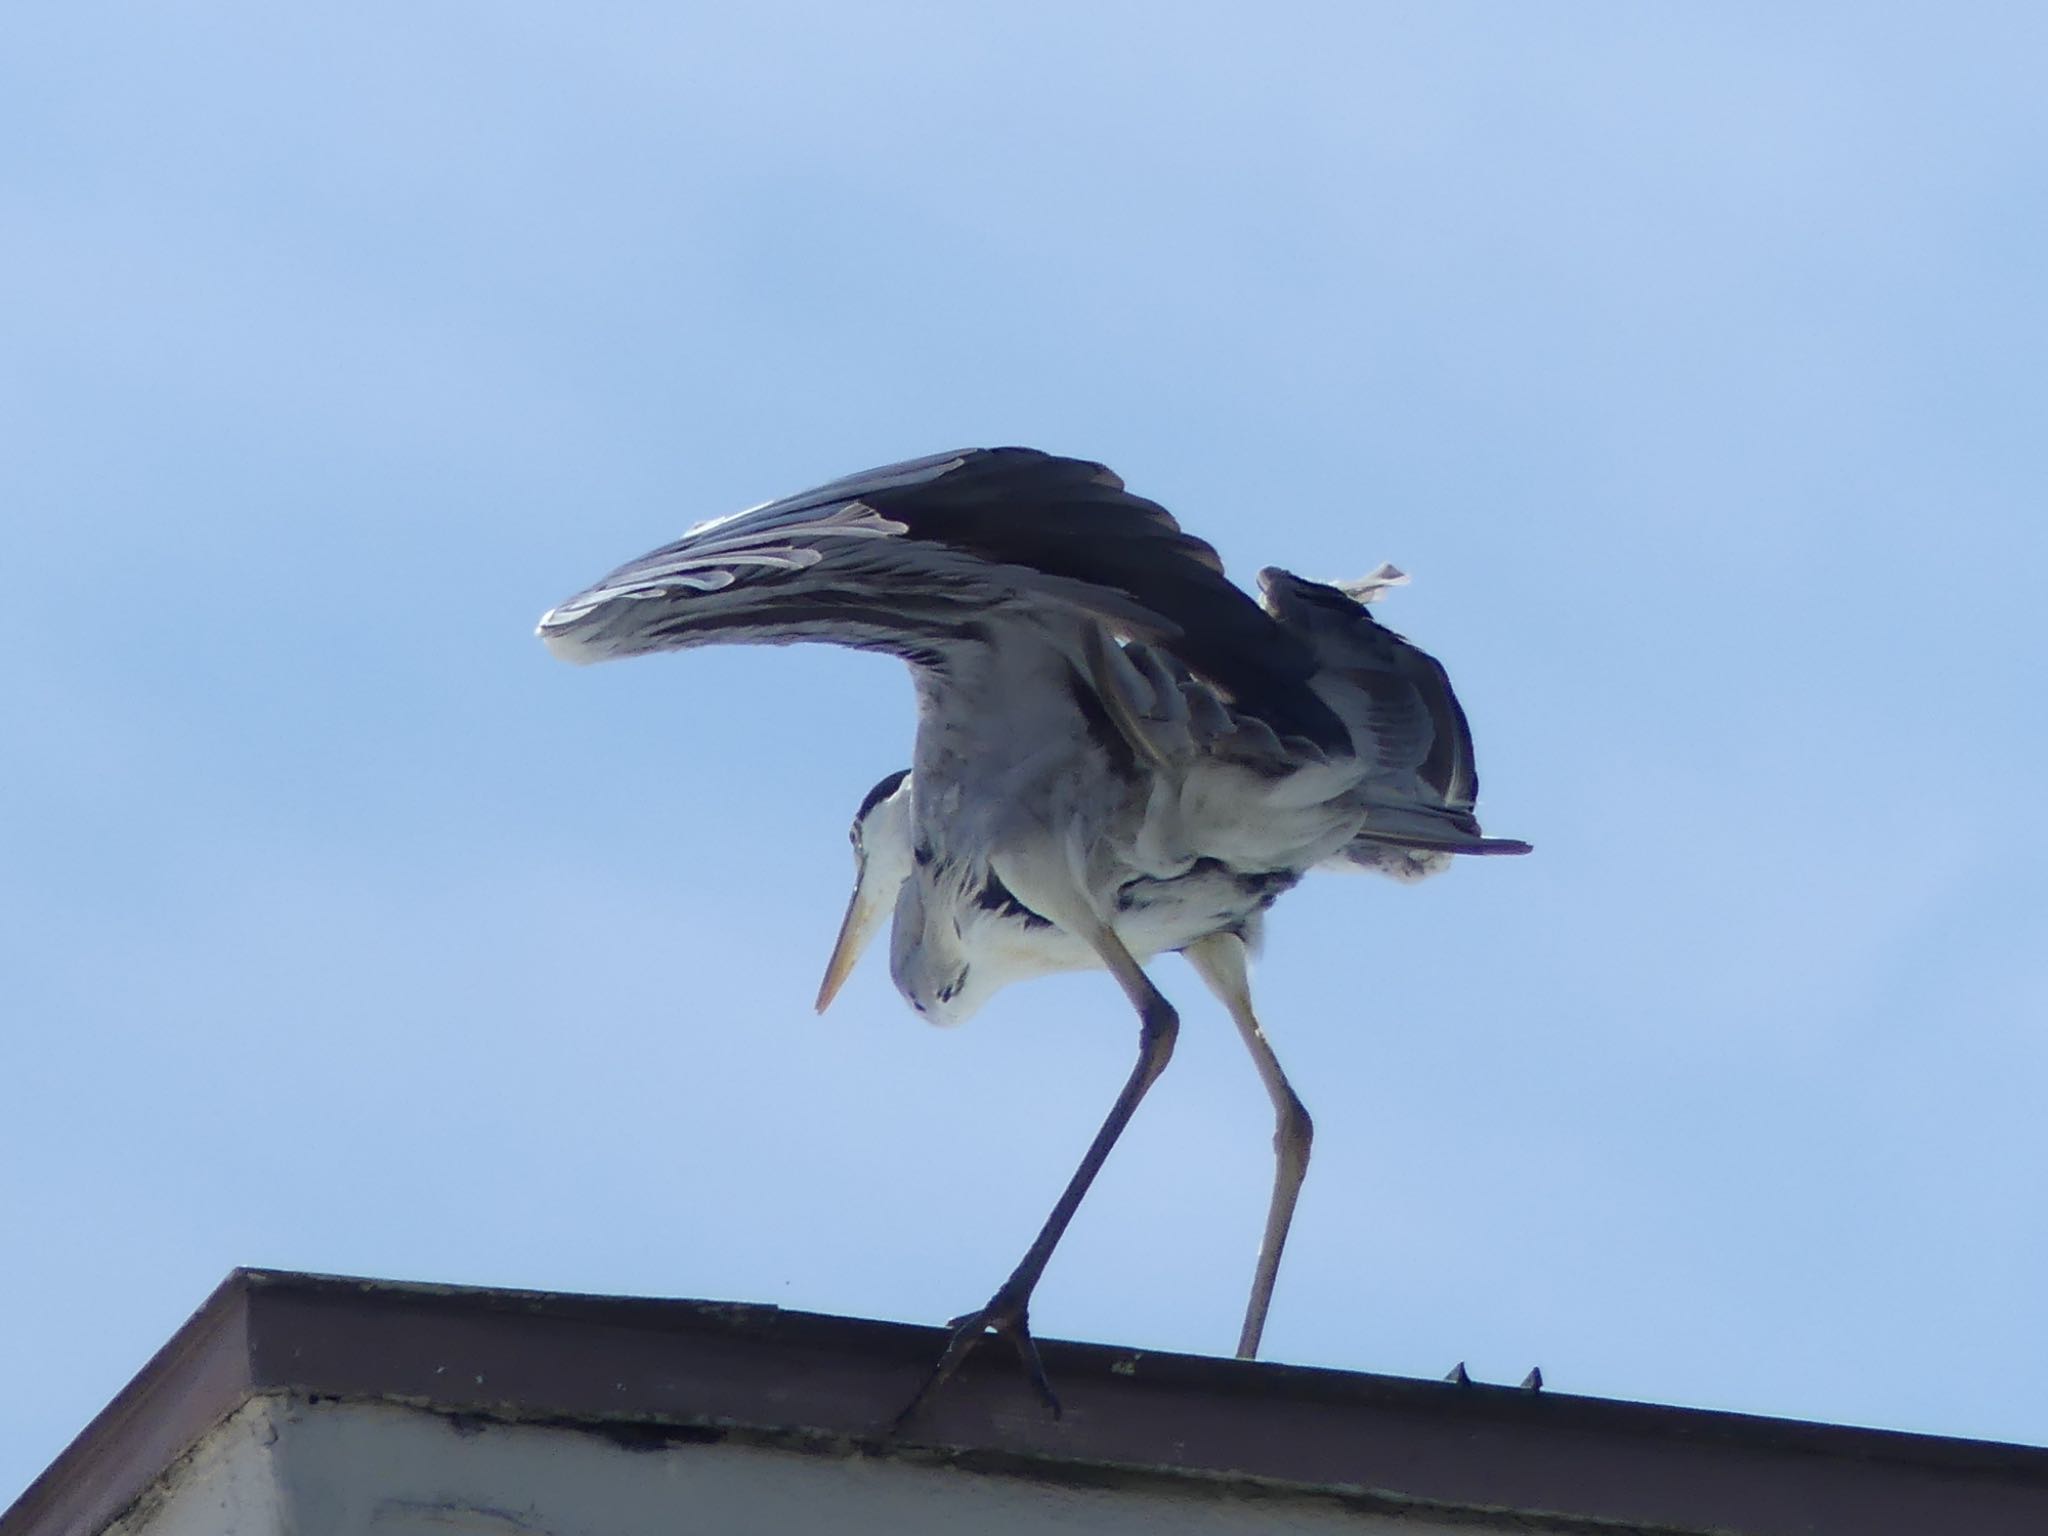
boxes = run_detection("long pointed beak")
[815,865,891,1013]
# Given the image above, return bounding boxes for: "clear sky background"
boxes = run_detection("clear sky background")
[4,2,2045,1503]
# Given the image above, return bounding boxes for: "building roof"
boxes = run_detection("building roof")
[6,1269,2047,1536]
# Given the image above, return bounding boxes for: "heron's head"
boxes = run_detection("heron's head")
[815,769,915,1012]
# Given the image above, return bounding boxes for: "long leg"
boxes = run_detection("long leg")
[1185,930,1313,1361]
[894,920,1179,1427]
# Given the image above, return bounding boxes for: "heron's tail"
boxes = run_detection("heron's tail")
[1325,819,1532,883]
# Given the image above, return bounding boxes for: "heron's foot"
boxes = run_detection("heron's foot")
[890,1279,1061,1432]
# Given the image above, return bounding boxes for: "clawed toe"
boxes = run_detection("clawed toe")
[891,1285,1061,1431]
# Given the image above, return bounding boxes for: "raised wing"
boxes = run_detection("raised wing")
[538,447,1346,748]
[1258,567,1531,869]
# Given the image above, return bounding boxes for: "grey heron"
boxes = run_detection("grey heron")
[537,447,1527,1416]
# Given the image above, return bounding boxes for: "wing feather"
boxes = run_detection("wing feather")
[539,448,1347,748]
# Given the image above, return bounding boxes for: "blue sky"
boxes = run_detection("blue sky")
[4,2,2045,1501]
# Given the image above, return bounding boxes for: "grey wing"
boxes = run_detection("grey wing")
[1087,635,1326,774]
[1257,567,1531,870]
[538,447,1347,749]
[536,449,986,659]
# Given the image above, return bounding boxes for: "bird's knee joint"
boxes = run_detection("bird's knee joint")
[1140,1000,1179,1070]
[1275,1096,1314,1162]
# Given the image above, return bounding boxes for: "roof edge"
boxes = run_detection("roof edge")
[1,1269,258,1536]
[9,1269,2048,1536]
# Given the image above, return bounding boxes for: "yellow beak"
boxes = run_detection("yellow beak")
[815,865,892,1013]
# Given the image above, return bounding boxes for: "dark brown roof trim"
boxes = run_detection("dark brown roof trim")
[6,1270,2046,1536]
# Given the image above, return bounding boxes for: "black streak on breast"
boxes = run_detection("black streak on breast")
[1115,859,1301,914]
[974,869,1055,929]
